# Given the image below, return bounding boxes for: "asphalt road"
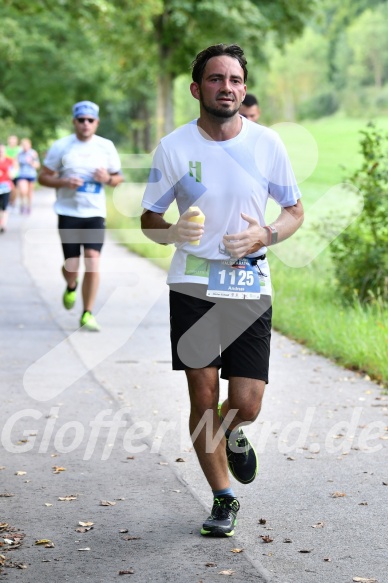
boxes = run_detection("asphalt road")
[1,189,387,583]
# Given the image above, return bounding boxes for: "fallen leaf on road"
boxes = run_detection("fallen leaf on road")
[44,503,53,507]
[119,570,134,575]
[15,471,27,476]
[286,456,295,461]
[58,496,77,501]
[79,522,94,527]
[311,521,325,528]
[158,462,168,466]
[45,542,55,548]
[77,548,91,551]
[175,458,185,462]
[0,493,15,497]
[330,492,346,498]
[119,529,128,533]
[352,578,377,583]
[299,549,313,553]
[230,548,243,553]
[323,558,331,562]
[35,539,52,545]
[0,466,5,470]
[383,482,388,486]
[122,536,141,540]
[76,527,93,533]
[258,518,267,525]
[283,538,292,543]
[52,466,66,474]
[0,523,9,530]
[260,535,273,543]
[205,562,217,567]
[219,570,235,576]
[100,500,116,506]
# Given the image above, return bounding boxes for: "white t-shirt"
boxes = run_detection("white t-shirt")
[44,134,121,218]
[142,117,301,294]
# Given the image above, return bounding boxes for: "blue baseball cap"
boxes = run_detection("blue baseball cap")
[72,101,99,119]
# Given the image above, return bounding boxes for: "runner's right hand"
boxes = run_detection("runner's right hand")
[169,208,205,244]
[66,176,84,189]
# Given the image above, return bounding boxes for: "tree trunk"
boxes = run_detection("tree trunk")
[131,99,152,153]
[371,53,382,89]
[283,91,295,121]
[154,11,175,144]
[156,69,174,143]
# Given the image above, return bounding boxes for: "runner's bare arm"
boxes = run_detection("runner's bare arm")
[223,199,304,258]
[94,168,123,186]
[38,166,83,189]
[141,208,204,245]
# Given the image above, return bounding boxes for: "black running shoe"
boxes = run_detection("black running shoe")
[226,428,258,484]
[201,496,240,537]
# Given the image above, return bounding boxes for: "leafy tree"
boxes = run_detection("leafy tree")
[329,3,388,116]
[0,5,114,148]
[1,0,315,148]
[64,0,315,140]
[312,0,384,84]
[345,5,388,89]
[265,28,331,120]
[149,0,315,138]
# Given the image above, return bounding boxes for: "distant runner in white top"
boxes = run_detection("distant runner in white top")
[141,44,304,539]
[39,100,123,332]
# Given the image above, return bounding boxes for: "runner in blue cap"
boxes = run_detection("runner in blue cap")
[39,101,123,331]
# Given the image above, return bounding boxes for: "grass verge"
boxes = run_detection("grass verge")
[269,253,387,387]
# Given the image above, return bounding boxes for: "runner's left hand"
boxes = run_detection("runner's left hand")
[223,213,266,258]
[94,168,110,183]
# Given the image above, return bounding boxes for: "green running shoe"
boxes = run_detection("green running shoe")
[218,402,258,484]
[80,311,100,332]
[63,285,77,310]
[201,496,240,537]
[226,428,258,484]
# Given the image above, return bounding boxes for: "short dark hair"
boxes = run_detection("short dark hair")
[191,44,248,84]
[242,93,259,107]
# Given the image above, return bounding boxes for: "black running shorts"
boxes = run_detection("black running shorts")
[0,192,10,211]
[169,283,272,382]
[58,215,105,259]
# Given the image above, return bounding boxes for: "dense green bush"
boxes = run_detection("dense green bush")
[330,123,388,304]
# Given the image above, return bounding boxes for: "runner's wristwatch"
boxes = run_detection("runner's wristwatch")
[263,225,278,245]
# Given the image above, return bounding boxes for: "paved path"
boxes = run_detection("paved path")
[1,189,387,583]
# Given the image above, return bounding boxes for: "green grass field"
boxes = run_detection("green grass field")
[107,115,388,387]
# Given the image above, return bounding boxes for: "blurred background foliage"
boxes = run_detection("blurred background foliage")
[2,0,388,151]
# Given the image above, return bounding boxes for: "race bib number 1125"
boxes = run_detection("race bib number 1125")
[207,258,261,300]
